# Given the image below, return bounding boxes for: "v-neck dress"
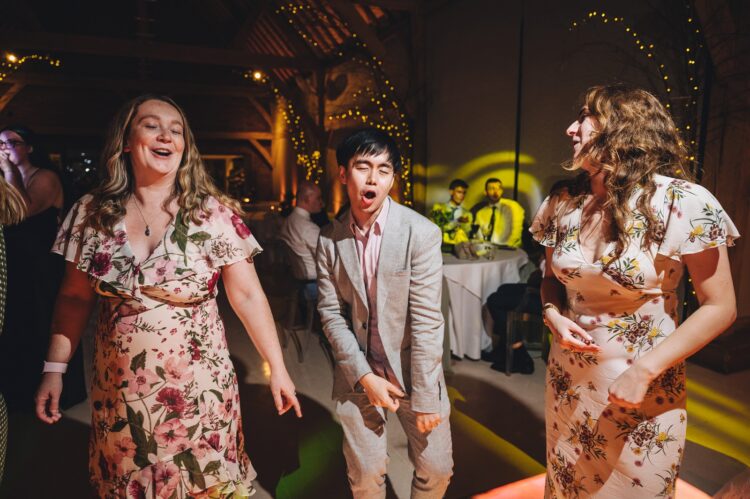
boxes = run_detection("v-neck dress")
[52,194,261,499]
[530,175,739,498]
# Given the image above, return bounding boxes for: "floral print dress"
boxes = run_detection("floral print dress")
[530,175,739,498]
[53,195,261,499]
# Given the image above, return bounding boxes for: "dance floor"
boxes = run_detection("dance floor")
[1,254,748,498]
[476,474,710,498]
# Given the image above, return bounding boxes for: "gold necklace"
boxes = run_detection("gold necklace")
[131,196,152,236]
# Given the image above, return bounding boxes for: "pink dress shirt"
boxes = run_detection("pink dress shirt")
[350,198,400,388]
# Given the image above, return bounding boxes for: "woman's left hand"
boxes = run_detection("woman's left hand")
[608,363,658,409]
[270,369,302,417]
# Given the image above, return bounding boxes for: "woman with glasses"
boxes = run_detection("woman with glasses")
[0,126,67,413]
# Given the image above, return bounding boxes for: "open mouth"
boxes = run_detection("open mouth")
[151,148,173,158]
[363,191,377,200]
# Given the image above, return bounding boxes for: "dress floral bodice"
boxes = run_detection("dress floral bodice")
[52,195,261,498]
[530,175,739,316]
[53,195,261,308]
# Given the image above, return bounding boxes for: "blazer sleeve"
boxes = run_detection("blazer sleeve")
[408,223,445,413]
[316,233,373,389]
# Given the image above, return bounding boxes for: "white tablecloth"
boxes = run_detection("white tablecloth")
[442,249,529,359]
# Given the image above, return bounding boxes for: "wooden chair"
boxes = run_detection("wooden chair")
[503,287,550,375]
[276,240,312,363]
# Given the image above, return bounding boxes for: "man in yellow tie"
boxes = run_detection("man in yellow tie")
[471,178,524,247]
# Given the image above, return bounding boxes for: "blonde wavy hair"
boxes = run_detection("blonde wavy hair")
[0,180,26,225]
[87,94,243,236]
[563,84,693,262]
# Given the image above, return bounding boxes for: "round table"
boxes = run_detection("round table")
[442,249,529,359]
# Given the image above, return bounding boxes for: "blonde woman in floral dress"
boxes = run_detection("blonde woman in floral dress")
[35,95,301,498]
[531,85,738,498]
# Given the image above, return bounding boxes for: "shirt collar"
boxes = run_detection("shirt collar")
[293,206,311,220]
[350,197,391,238]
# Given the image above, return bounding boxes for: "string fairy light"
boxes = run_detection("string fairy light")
[569,5,706,177]
[274,2,414,205]
[0,52,61,81]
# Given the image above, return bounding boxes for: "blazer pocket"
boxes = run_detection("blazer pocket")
[393,269,411,277]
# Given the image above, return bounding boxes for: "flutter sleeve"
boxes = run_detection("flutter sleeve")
[529,194,560,248]
[204,198,263,268]
[51,194,92,265]
[657,180,740,261]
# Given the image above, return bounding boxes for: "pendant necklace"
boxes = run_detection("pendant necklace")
[132,196,152,236]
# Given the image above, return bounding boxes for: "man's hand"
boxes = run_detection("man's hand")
[359,373,404,413]
[415,412,441,433]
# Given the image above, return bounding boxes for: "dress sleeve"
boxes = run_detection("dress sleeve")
[529,195,559,247]
[51,195,91,264]
[206,200,263,268]
[657,181,740,261]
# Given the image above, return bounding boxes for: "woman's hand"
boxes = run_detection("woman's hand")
[545,309,601,353]
[270,368,302,418]
[0,151,15,177]
[35,373,64,424]
[608,362,658,409]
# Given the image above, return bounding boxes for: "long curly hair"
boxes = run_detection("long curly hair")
[86,94,243,236]
[563,84,693,262]
[0,181,25,225]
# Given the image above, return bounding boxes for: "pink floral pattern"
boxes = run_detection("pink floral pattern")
[531,175,739,498]
[53,195,261,498]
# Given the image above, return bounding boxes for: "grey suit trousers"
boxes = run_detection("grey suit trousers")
[336,390,453,499]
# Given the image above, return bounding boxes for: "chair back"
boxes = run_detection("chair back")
[279,239,311,282]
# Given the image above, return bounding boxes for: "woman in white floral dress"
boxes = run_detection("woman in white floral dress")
[532,85,739,498]
[35,95,301,498]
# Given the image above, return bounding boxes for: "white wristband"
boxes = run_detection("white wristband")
[42,361,68,374]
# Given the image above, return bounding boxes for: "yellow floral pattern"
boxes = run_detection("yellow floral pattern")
[531,175,739,497]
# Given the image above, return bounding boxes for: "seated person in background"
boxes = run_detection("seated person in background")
[432,178,472,232]
[482,245,544,374]
[279,181,324,300]
[471,178,525,247]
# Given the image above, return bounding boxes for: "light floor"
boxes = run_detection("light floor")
[2,255,749,498]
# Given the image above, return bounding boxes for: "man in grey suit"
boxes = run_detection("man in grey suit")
[317,128,453,498]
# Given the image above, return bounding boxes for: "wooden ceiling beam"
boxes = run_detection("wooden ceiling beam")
[6,73,270,100]
[351,0,418,12]
[329,0,388,59]
[232,0,273,48]
[30,127,272,141]
[247,137,273,169]
[246,97,272,128]
[0,31,319,70]
[0,82,26,112]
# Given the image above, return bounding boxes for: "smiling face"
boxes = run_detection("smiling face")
[0,130,31,166]
[339,151,395,225]
[566,107,599,171]
[125,99,185,182]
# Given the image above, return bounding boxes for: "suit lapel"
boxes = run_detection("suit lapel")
[334,214,368,311]
[376,200,404,322]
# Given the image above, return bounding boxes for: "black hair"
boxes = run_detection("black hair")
[485,177,503,190]
[449,178,468,190]
[1,124,36,147]
[0,124,56,171]
[336,127,402,174]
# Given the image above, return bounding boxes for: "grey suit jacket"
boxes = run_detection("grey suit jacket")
[316,199,446,413]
